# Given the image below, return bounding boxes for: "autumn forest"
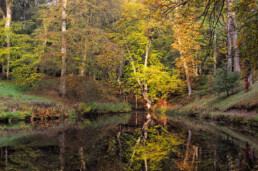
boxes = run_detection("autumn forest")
[0,0,257,170]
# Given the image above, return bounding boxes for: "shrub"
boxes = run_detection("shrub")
[213,68,241,96]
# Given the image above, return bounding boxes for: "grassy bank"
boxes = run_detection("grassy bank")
[164,80,258,126]
[0,81,72,123]
[78,102,132,115]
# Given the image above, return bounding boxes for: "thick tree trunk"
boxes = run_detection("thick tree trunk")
[59,0,68,97]
[80,42,87,77]
[213,33,217,75]
[227,0,233,72]
[5,0,11,80]
[231,10,240,72]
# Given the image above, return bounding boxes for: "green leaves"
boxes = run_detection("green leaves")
[213,67,241,96]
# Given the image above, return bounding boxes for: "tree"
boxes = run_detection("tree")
[59,0,68,97]
[213,66,240,96]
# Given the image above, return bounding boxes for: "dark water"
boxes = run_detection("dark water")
[0,112,257,171]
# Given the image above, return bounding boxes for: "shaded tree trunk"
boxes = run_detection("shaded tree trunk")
[232,9,240,72]
[213,33,217,75]
[5,0,11,80]
[227,0,233,72]
[80,42,87,77]
[59,0,68,97]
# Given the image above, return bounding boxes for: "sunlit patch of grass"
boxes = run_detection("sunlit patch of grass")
[0,111,32,123]
[0,82,51,102]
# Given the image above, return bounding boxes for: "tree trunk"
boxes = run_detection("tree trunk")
[80,42,87,77]
[232,10,240,72]
[39,24,48,74]
[183,57,192,96]
[227,0,233,72]
[248,71,253,85]
[213,33,217,75]
[143,39,152,109]
[59,0,68,97]
[5,0,11,80]
[125,41,152,109]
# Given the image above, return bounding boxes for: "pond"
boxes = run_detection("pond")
[0,111,257,170]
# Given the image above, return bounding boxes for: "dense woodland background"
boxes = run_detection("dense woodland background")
[0,0,257,108]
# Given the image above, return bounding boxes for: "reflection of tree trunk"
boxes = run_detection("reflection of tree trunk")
[59,0,68,97]
[79,147,86,171]
[5,147,8,169]
[117,132,122,162]
[129,114,151,168]
[213,148,217,171]
[144,148,148,171]
[5,0,11,80]
[60,131,65,171]
[183,130,192,168]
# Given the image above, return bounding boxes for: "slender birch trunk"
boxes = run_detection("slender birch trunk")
[125,41,152,109]
[60,0,68,97]
[143,39,152,109]
[5,0,11,80]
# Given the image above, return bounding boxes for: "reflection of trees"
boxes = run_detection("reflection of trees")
[128,125,184,170]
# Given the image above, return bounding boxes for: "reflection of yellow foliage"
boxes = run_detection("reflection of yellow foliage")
[132,126,184,170]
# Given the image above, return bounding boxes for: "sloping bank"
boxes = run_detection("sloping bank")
[165,81,258,126]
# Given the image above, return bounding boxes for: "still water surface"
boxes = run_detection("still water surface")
[0,111,257,170]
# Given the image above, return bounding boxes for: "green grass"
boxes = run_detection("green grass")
[0,82,51,102]
[0,111,32,122]
[78,102,132,114]
[208,81,258,111]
